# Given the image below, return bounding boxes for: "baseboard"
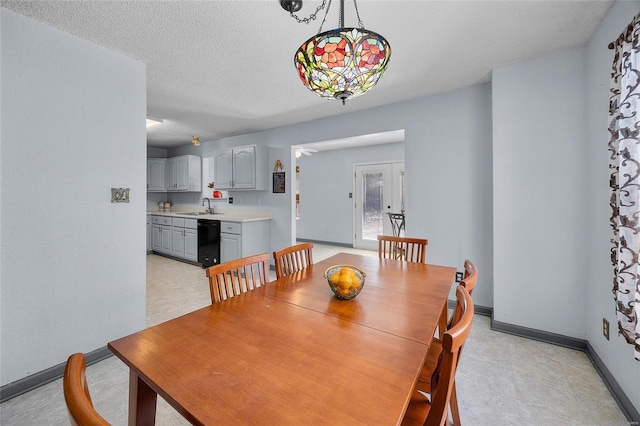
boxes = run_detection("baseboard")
[490,318,638,424]
[491,318,588,350]
[296,238,353,248]
[448,300,493,317]
[585,341,640,423]
[0,346,112,403]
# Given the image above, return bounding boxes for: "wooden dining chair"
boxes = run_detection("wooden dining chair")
[273,242,314,279]
[63,353,111,426]
[377,235,428,263]
[461,259,477,295]
[402,285,474,426]
[418,259,478,426]
[205,253,270,304]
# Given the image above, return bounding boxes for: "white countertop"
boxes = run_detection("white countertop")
[147,208,272,223]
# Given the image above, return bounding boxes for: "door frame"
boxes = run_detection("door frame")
[352,160,405,250]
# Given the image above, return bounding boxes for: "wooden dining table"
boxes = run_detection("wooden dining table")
[108,253,456,426]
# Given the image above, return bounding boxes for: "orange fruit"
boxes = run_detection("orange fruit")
[339,274,353,287]
[330,273,340,284]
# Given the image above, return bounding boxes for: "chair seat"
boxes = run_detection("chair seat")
[401,390,432,426]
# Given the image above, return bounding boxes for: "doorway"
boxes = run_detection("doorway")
[354,162,405,250]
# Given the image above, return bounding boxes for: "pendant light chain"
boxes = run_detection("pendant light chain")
[288,0,328,24]
[318,0,333,34]
[353,0,365,29]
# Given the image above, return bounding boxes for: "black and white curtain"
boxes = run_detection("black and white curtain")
[608,12,640,361]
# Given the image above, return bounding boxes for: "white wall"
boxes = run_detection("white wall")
[586,0,640,412]
[296,142,405,245]
[493,48,588,337]
[1,9,147,386]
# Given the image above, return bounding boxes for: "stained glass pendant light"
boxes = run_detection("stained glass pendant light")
[281,0,391,105]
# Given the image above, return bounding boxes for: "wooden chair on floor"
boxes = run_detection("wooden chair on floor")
[418,259,478,426]
[63,353,110,426]
[273,242,314,279]
[402,285,474,426]
[377,235,428,263]
[205,253,270,304]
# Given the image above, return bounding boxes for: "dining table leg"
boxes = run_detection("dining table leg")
[128,370,157,426]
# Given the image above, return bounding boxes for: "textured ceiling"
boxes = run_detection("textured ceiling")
[1,0,614,148]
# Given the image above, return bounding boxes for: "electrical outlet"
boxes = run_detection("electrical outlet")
[228,197,233,204]
[455,272,464,282]
[603,318,610,340]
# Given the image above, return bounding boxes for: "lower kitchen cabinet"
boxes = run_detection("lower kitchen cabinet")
[152,216,172,255]
[220,227,241,264]
[151,215,197,263]
[171,218,198,262]
[220,220,270,263]
[146,216,152,252]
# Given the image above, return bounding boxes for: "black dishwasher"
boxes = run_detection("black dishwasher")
[197,219,221,268]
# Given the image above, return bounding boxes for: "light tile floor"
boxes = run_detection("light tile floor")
[1,243,631,425]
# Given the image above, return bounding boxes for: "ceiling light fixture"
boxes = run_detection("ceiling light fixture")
[146,115,163,128]
[295,147,318,158]
[192,135,200,146]
[281,0,391,105]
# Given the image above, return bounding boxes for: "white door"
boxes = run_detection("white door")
[354,162,405,250]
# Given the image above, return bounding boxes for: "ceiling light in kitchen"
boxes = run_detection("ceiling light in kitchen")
[146,116,163,128]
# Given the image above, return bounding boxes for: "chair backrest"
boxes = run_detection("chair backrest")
[426,285,474,426]
[63,353,110,426]
[205,253,270,304]
[377,235,428,263]
[273,242,314,279]
[461,259,477,295]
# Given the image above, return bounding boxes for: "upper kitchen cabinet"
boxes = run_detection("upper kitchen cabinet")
[213,145,267,190]
[147,158,167,192]
[166,155,201,192]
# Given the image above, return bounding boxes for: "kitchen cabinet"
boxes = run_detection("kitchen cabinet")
[213,145,267,190]
[166,155,201,192]
[146,216,152,253]
[151,216,172,255]
[147,158,166,191]
[171,218,198,262]
[220,220,270,263]
[220,222,242,264]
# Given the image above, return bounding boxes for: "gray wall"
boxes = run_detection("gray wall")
[492,47,588,337]
[296,142,405,245]
[493,0,640,411]
[1,9,147,386]
[586,0,640,412]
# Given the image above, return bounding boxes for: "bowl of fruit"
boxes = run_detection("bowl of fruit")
[324,265,366,300]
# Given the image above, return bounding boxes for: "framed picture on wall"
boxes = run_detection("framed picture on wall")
[273,172,285,193]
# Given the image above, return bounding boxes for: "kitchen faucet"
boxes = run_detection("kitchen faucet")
[201,197,214,214]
